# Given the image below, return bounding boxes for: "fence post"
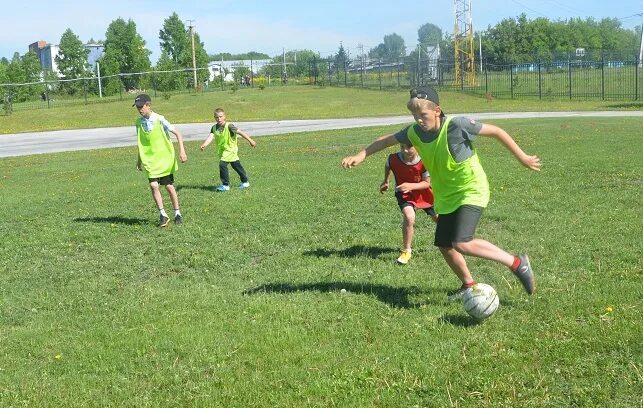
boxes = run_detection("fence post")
[83,79,88,104]
[484,62,488,95]
[378,60,382,90]
[251,59,254,88]
[344,59,347,87]
[510,63,514,99]
[538,59,542,100]
[636,57,640,101]
[397,58,401,88]
[601,56,605,100]
[328,61,331,86]
[568,57,572,100]
[360,58,364,87]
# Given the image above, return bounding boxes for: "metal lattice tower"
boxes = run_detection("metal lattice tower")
[453,0,476,86]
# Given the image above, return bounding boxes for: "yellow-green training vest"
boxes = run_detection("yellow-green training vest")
[136,116,177,178]
[407,117,489,214]
[215,122,239,162]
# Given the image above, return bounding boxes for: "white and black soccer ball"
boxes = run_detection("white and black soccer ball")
[463,283,499,320]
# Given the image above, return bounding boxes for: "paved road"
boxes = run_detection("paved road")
[1,111,641,158]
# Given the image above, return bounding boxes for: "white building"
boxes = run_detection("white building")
[28,40,104,75]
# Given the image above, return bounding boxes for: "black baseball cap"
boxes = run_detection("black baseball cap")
[410,86,445,116]
[133,93,151,108]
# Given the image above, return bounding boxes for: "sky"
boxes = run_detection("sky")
[1,0,641,62]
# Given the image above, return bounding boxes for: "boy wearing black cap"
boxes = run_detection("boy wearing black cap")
[133,94,188,227]
[341,86,541,299]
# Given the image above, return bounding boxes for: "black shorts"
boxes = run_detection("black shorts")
[434,204,483,247]
[396,194,436,217]
[148,174,174,186]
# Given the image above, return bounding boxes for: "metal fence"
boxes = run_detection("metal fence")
[309,56,642,101]
[2,55,641,115]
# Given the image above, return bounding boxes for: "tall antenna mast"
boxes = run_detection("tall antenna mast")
[453,0,476,86]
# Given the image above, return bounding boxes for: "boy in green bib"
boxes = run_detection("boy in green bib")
[134,94,188,227]
[200,107,256,191]
[342,86,541,299]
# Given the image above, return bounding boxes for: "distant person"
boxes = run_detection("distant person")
[200,107,256,191]
[133,94,188,227]
[380,144,438,265]
[342,86,540,299]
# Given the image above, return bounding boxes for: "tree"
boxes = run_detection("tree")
[100,18,151,93]
[334,43,349,69]
[56,28,89,95]
[154,50,187,91]
[369,33,406,61]
[5,51,42,102]
[159,12,189,64]
[418,23,442,46]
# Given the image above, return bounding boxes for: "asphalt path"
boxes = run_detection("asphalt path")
[1,111,641,158]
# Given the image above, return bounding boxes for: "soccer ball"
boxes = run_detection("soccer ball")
[463,283,499,320]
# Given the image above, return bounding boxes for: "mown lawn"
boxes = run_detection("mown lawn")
[0,117,641,406]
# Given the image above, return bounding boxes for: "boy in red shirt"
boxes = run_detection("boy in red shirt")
[380,144,438,265]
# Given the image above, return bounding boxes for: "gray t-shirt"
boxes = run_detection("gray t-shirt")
[394,116,484,163]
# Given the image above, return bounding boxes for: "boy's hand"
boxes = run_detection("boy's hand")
[379,182,389,193]
[200,144,206,151]
[179,151,188,162]
[520,154,541,171]
[341,152,365,168]
[249,139,257,148]
[396,182,413,193]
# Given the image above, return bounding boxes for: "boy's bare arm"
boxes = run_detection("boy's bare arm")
[478,124,541,171]
[236,129,257,147]
[342,134,398,168]
[171,128,188,162]
[200,133,214,150]
[380,163,391,193]
[396,181,430,194]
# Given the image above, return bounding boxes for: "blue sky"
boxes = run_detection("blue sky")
[1,0,641,61]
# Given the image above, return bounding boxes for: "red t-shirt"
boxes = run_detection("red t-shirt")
[388,153,434,208]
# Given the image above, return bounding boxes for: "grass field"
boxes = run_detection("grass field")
[1,116,641,406]
[1,85,641,135]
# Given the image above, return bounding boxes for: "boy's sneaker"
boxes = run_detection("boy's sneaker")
[396,249,412,265]
[514,254,536,294]
[239,181,250,189]
[215,185,230,192]
[447,285,474,302]
[174,214,183,225]
[159,215,170,227]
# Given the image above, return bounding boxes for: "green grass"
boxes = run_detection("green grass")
[1,117,641,406]
[1,85,640,135]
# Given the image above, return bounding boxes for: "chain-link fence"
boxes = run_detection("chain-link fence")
[2,54,641,115]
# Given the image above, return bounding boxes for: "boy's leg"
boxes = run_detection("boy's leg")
[149,180,164,210]
[165,184,180,213]
[149,179,169,227]
[230,160,248,183]
[445,205,535,294]
[401,205,416,251]
[219,160,230,186]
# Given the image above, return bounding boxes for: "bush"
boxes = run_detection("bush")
[258,84,265,90]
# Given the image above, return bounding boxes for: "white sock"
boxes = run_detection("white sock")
[159,208,168,217]
[174,209,181,217]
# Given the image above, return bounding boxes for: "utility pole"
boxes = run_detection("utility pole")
[187,20,197,89]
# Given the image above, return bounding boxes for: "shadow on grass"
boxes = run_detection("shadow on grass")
[304,245,398,259]
[176,184,219,193]
[244,281,443,309]
[74,216,148,225]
